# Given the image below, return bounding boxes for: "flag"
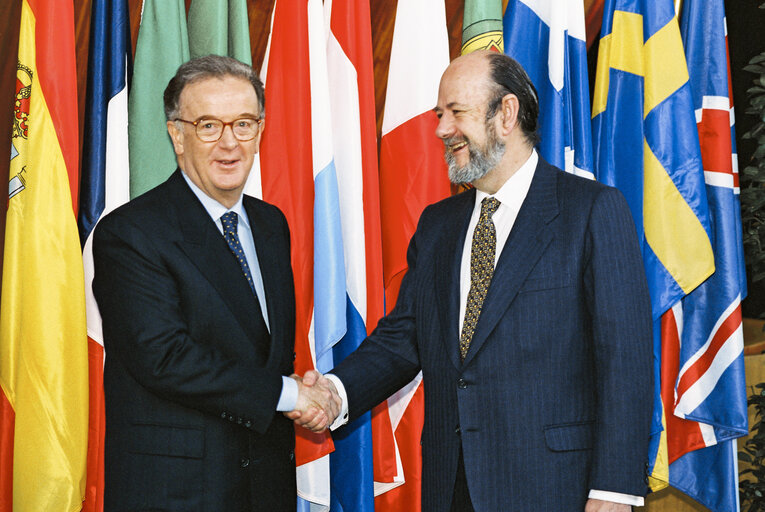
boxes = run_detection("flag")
[324,0,385,509]
[187,0,252,64]
[0,0,88,509]
[504,0,594,178]
[375,1,451,510]
[591,0,716,499]
[659,2,748,510]
[259,0,337,508]
[78,0,132,509]
[462,0,504,54]
[128,0,189,198]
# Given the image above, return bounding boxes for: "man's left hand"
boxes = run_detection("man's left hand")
[584,499,631,512]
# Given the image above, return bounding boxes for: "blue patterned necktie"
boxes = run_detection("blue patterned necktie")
[459,197,501,361]
[220,211,256,295]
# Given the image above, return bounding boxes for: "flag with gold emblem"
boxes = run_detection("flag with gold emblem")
[0,0,88,510]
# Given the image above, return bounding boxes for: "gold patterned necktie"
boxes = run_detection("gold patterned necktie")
[459,196,501,361]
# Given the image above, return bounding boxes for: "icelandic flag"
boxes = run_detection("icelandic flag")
[78,0,131,509]
[504,0,593,178]
[659,2,749,511]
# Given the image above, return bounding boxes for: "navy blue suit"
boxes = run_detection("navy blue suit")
[93,171,297,511]
[332,158,653,511]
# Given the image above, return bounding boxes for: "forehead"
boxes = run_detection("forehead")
[179,75,260,117]
[436,57,491,111]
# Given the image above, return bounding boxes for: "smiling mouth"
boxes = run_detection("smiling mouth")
[448,141,467,152]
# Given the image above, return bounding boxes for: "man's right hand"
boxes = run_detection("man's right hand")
[284,371,341,432]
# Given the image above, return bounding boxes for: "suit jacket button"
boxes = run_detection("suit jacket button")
[293,352,297,360]
[457,378,467,389]
[289,450,295,462]
[236,417,243,424]
[228,414,235,422]
[221,411,227,419]
[245,420,252,428]
[240,457,250,468]
[455,425,461,436]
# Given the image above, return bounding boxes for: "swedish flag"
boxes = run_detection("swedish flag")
[591,0,714,490]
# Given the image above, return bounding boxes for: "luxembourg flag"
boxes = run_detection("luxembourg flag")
[375,1,450,511]
[324,0,385,510]
[503,0,594,178]
[658,2,749,511]
[259,0,350,509]
[78,0,131,509]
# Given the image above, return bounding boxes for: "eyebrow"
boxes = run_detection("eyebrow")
[196,112,262,120]
[432,102,475,114]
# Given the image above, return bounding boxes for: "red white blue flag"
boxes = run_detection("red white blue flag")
[78,0,131,509]
[661,2,749,510]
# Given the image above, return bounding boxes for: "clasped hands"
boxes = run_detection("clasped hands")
[284,370,342,433]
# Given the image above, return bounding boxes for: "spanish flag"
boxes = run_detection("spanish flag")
[0,0,88,510]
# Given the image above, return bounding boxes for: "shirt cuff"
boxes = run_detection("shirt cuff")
[276,376,298,412]
[588,489,644,507]
[324,374,349,430]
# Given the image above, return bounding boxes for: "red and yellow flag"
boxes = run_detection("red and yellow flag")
[0,0,88,510]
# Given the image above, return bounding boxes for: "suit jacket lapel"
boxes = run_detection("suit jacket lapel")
[168,171,265,347]
[435,190,475,371]
[461,160,560,367]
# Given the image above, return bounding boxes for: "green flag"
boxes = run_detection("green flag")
[188,0,252,64]
[128,0,189,198]
[462,0,504,54]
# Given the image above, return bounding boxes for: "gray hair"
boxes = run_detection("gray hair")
[163,55,265,121]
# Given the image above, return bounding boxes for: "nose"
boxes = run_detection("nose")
[217,124,239,148]
[435,113,454,140]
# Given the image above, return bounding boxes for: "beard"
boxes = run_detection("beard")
[444,121,506,185]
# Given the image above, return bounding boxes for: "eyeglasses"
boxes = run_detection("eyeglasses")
[174,117,263,142]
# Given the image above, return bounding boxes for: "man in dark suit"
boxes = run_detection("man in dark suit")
[93,55,337,511]
[295,51,653,511]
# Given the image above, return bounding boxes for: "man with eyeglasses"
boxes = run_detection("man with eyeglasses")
[92,55,338,511]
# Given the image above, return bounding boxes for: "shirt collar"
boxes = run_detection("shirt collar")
[475,148,538,207]
[181,171,250,229]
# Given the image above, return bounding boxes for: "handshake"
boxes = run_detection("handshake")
[284,370,343,433]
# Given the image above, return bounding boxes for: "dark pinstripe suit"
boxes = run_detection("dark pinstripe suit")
[332,158,653,511]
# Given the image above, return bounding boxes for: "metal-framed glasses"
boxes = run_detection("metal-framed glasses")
[175,117,263,142]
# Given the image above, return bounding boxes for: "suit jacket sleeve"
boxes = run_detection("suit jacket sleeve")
[332,210,430,419]
[584,186,653,495]
[93,212,286,434]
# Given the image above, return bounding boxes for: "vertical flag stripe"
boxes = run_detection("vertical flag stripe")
[375,2,450,510]
[259,3,335,506]
[325,0,380,508]
[79,0,132,510]
[187,0,252,64]
[504,0,594,178]
[128,0,189,198]
[1,1,88,510]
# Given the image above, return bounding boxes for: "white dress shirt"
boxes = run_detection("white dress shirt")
[181,172,298,411]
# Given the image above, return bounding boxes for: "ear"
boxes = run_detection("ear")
[499,93,520,136]
[252,119,265,154]
[167,120,184,156]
